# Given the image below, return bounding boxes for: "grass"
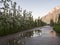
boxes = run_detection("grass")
[53,24,60,33]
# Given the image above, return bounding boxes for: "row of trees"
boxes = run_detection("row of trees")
[53,14,60,33]
[0,0,46,36]
[50,14,60,26]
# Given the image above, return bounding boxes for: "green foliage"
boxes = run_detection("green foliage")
[0,13,45,36]
[0,0,46,36]
[53,15,60,33]
[34,19,46,27]
[53,24,60,33]
[50,19,54,26]
[58,15,60,24]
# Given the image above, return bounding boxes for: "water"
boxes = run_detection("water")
[0,26,60,45]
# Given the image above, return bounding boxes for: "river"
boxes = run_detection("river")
[0,26,60,45]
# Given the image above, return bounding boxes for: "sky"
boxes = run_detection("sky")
[0,0,60,19]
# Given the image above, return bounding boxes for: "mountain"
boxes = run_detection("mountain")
[41,6,60,24]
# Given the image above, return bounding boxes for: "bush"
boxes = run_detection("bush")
[50,19,54,26]
[53,24,60,33]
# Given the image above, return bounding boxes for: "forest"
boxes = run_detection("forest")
[0,0,46,36]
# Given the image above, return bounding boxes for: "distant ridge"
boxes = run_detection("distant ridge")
[41,6,60,24]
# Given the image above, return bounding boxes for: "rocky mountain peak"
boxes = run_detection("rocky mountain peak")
[49,6,60,14]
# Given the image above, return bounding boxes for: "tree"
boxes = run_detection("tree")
[58,14,60,24]
[12,2,17,16]
[23,9,26,19]
[0,0,46,36]
[0,0,11,15]
[50,19,54,26]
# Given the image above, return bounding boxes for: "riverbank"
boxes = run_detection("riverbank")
[0,25,44,36]
[0,26,42,41]
[0,26,60,45]
[53,24,60,33]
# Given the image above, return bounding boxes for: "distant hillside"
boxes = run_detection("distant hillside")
[41,6,60,24]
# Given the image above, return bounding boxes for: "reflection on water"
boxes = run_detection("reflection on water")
[7,38,25,45]
[49,30,56,37]
[0,26,60,45]
[7,30,41,45]
[19,30,42,38]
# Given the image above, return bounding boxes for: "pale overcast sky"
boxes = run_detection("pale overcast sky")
[0,0,60,19]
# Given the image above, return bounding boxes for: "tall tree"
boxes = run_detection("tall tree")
[0,0,11,15]
[23,9,26,19]
[12,2,17,16]
[58,14,60,24]
[50,19,54,26]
